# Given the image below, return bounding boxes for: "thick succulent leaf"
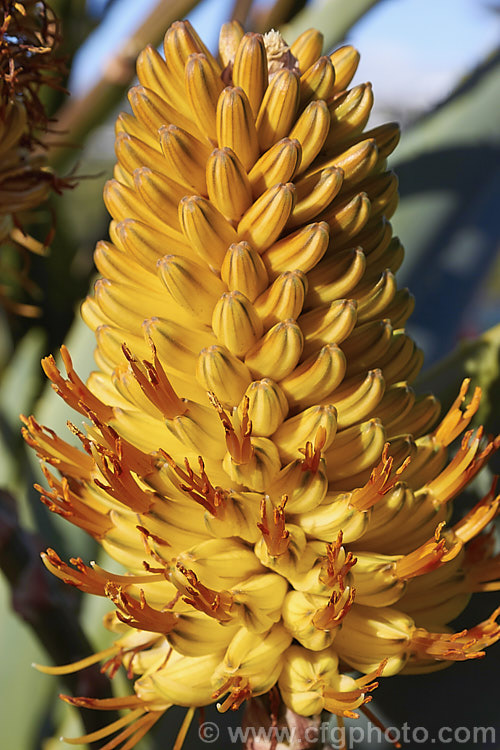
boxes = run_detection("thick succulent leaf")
[0,577,54,750]
[392,51,500,364]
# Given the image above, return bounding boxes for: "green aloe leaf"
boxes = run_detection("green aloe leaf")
[392,51,500,364]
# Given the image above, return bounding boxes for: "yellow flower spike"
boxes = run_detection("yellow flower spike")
[133,167,185,230]
[216,86,260,170]
[27,18,500,745]
[157,254,226,324]
[299,55,336,108]
[248,137,302,197]
[232,32,268,117]
[255,68,300,151]
[325,419,386,485]
[322,191,371,242]
[305,247,366,308]
[280,344,347,411]
[185,53,224,142]
[206,147,252,221]
[159,124,211,194]
[221,241,269,302]
[262,221,330,280]
[238,182,296,251]
[332,370,386,429]
[329,45,361,93]
[325,83,374,148]
[273,404,337,464]
[245,319,304,380]
[196,344,253,407]
[218,19,244,69]
[239,378,289,436]
[178,195,238,269]
[288,168,343,228]
[341,318,393,375]
[212,290,264,357]
[300,299,358,359]
[254,270,308,329]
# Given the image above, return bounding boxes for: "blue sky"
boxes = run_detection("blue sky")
[72,0,499,116]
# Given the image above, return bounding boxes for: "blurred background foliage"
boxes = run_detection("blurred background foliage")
[0,0,499,748]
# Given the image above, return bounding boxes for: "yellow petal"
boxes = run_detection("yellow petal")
[254,271,306,332]
[212,291,264,357]
[216,86,259,170]
[206,147,252,221]
[197,344,253,407]
[233,32,268,117]
[245,320,304,380]
[221,241,269,302]
[256,68,300,151]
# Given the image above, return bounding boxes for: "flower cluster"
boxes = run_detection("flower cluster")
[25,20,500,749]
[1,0,67,315]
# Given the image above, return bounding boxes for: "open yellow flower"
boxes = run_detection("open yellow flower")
[25,19,500,749]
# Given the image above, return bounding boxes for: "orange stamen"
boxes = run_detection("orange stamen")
[320,532,357,587]
[176,563,234,622]
[351,443,411,511]
[105,583,179,634]
[410,607,500,661]
[213,676,252,712]
[394,522,459,580]
[312,586,355,629]
[122,341,187,419]
[208,392,254,464]
[42,345,114,422]
[299,425,327,473]
[158,450,227,515]
[258,495,290,557]
[432,379,481,446]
